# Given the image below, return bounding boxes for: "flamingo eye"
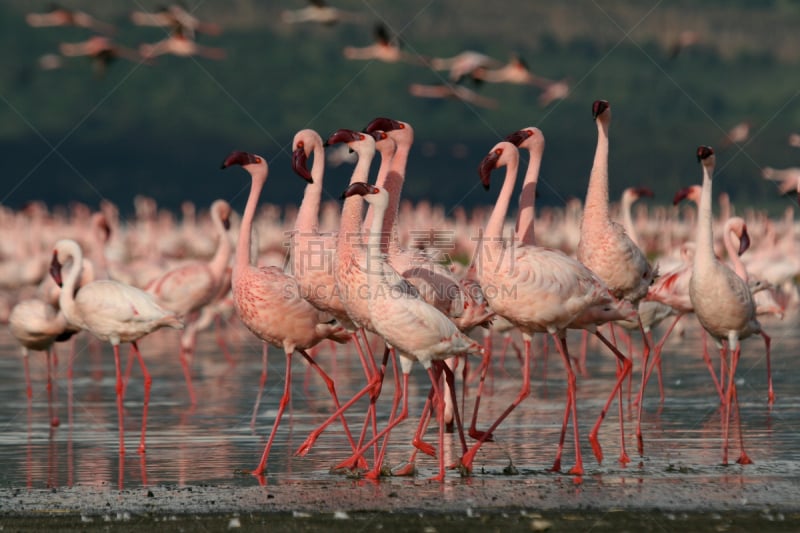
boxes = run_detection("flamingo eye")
[297,141,304,148]
[255,157,262,163]
[380,132,387,139]
[358,133,365,141]
[495,148,503,155]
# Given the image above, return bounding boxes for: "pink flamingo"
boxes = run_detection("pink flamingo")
[339,183,483,480]
[690,146,767,465]
[26,4,115,34]
[577,100,657,457]
[140,28,226,60]
[220,151,357,477]
[464,141,626,475]
[144,199,233,404]
[50,239,183,455]
[8,298,77,428]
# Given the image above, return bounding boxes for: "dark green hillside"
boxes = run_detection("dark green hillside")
[2,1,800,216]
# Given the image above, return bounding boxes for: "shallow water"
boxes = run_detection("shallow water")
[0,313,798,506]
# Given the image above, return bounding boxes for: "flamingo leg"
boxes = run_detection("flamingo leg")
[250,342,268,430]
[253,351,293,476]
[23,354,32,400]
[427,364,447,482]
[551,333,583,476]
[46,347,60,428]
[722,342,741,466]
[761,331,773,406]
[214,314,235,365]
[633,316,651,456]
[178,344,197,406]
[460,335,532,474]
[467,341,494,441]
[588,330,632,465]
[131,341,151,454]
[732,381,753,465]
[442,361,467,454]
[113,344,126,455]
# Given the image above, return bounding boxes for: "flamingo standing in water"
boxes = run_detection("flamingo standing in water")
[220,151,357,477]
[339,183,483,481]
[690,145,768,465]
[8,298,77,428]
[577,100,657,457]
[144,199,233,404]
[49,239,183,455]
[464,141,626,475]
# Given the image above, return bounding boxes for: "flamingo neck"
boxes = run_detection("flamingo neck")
[295,143,325,234]
[234,166,266,287]
[208,209,232,285]
[484,154,520,246]
[381,141,410,253]
[58,242,84,330]
[621,195,638,247]
[515,146,543,246]
[694,164,716,271]
[338,149,374,249]
[366,200,387,277]
[584,118,611,224]
[363,145,395,249]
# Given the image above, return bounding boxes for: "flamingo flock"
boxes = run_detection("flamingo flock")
[2,100,795,482]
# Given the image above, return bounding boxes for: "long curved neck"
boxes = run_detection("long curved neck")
[58,243,84,328]
[484,157,519,244]
[208,209,232,284]
[367,200,387,275]
[694,163,716,270]
[584,118,610,224]
[382,136,410,254]
[363,145,394,243]
[295,143,325,234]
[621,195,638,246]
[234,166,266,285]
[338,150,374,248]
[515,146,542,246]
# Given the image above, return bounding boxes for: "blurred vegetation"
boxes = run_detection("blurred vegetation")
[2,1,800,218]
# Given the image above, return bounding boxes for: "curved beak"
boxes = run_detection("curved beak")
[364,117,403,134]
[738,227,751,255]
[325,129,365,147]
[341,182,378,199]
[221,151,260,169]
[478,150,500,191]
[291,146,313,183]
[49,252,63,287]
[504,129,532,147]
[634,186,654,198]
[673,186,692,205]
[592,99,609,119]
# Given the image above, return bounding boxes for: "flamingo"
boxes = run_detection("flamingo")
[8,298,77,428]
[281,0,367,26]
[220,151,357,477]
[338,183,483,481]
[130,4,222,38]
[577,100,657,456]
[464,140,627,475]
[49,239,184,455]
[144,199,233,405]
[690,145,767,465]
[342,24,421,64]
[140,29,226,61]
[26,4,115,34]
[407,83,498,109]
[58,36,145,78]
[427,50,501,83]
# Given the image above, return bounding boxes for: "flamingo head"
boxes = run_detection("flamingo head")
[291,140,314,183]
[592,99,610,120]
[325,129,367,147]
[363,117,404,134]
[212,199,232,231]
[220,151,264,169]
[728,218,751,255]
[504,127,544,153]
[696,145,714,162]
[632,186,654,199]
[341,182,388,208]
[49,251,64,287]
[673,185,701,205]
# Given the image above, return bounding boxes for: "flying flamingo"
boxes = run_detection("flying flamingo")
[343,24,422,64]
[427,50,501,83]
[690,145,768,465]
[577,100,657,457]
[281,0,367,26]
[144,199,233,405]
[338,183,483,481]
[139,28,226,61]
[464,140,627,475]
[407,82,499,110]
[58,36,145,78]
[49,239,184,455]
[130,4,222,38]
[26,4,115,34]
[220,151,358,477]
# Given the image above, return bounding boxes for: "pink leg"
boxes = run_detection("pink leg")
[549,334,583,476]
[23,355,32,400]
[427,365,447,482]
[253,351,294,476]
[761,332,773,406]
[633,317,651,456]
[178,346,197,406]
[47,347,60,428]
[297,349,361,454]
[467,344,494,441]
[698,330,725,402]
[113,344,126,455]
[442,361,467,454]
[333,372,411,474]
[215,314,235,365]
[250,343,268,430]
[588,331,632,465]
[578,330,589,377]
[732,382,753,465]
[131,342,152,455]
[722,343,740,466]
[461,336,532,474]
